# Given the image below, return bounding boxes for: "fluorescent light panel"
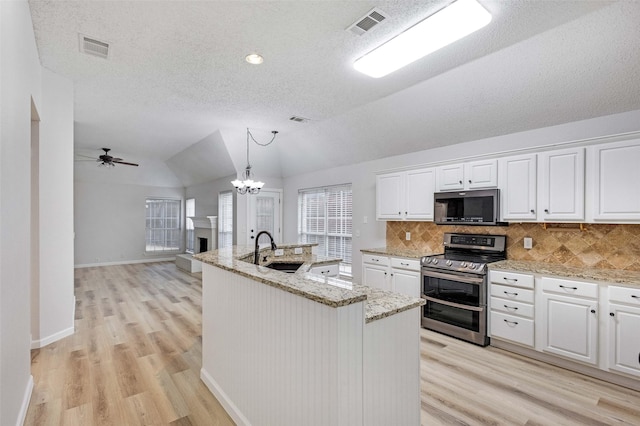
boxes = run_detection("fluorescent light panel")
[354,0,492,78]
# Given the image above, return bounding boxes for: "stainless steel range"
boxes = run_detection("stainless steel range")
[421,233,506,346]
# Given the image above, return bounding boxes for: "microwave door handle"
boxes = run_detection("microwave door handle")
[422,270,484,285]
[422,295,484,312]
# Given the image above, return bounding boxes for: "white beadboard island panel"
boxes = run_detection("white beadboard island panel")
[201,264,365,426]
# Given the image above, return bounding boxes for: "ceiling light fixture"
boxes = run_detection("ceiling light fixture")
[245,53,264,65]
[353,0,491,78]
[231,128,278,195]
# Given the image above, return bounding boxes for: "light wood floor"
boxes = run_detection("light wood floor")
[25,262,640,425]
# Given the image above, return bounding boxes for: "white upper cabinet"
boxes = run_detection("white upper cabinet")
[465,159,498,189]
[498,154,537,221]
[537,147,585,221]
[436,164,465,191]
[589,138,640,222]
[376,172,404,220]
[436,159,497,191]
[376,168,435,221]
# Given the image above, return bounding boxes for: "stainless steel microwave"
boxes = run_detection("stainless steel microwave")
[434,189,504,226]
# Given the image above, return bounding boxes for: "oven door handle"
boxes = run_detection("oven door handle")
[421,269,484,285]
[422,295,484,312]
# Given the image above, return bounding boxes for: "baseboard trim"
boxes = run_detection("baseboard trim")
[16,375,34,426]
[491,338,640,392]
[200,368,252,426]
[74,257,176,268]
[31,324,75,349]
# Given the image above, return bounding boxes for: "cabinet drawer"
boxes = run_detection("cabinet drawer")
[609,286,640,305]
[309,263,339,277]
[490,284,534,304]
[490,297,534,319]
[390,257,420,271]
[489,270,534,289]
[491,311,534,347]
[362,254,390,267]
[541,277,598,299]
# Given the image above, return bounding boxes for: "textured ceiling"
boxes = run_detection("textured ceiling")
[29,0,640,184]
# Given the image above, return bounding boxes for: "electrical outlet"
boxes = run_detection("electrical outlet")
[274,249,284,256]
[523,237,533,250]
[363,216,368,224]
[355,230,361,237]
[294,247,303,255]
[406,232,411,241]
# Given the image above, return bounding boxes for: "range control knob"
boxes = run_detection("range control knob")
[445,260,453,266]
[470,263,477,269]
[460,262,467,268]
[423,258,432,264]
[432,259,439,265]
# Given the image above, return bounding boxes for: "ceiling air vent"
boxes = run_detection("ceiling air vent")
[79,34,110,59]
[289,116,311,123]
[346,8,388,36]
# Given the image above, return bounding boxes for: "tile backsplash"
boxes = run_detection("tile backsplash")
[386,222,640,271]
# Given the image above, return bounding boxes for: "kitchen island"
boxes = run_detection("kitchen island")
[195,244,425,426]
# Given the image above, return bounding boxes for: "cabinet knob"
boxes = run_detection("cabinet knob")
[468,180,472,184]
[530,209,535,214]
[405,211,408,215]
[544,209,549,213]
[610,312,615,317]
[398,211,401,215]
[459,180,463,184]
[590,309,596,314]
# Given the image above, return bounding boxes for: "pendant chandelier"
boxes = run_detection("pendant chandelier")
[231,128,278,195]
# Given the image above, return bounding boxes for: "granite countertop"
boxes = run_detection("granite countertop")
[195,245,424,322]
[490,260,640,288]
[361,247,431,259]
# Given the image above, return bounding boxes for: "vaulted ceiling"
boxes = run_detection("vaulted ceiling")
[29,0,640,186]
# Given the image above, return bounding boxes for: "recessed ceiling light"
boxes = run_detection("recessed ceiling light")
[353,0,492,78]
[245,54,264,65]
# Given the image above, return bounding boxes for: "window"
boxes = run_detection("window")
[218,191,233,249]
[185,198,195,253]
[145,198,181,253]
[298,184,352,276]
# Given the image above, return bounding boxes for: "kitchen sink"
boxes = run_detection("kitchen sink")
[264,262,304,273]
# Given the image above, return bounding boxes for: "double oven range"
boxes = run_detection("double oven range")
[420,233,506,346]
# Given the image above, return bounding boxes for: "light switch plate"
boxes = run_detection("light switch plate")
[294,247,303,255]
[406,232,411,241]
[274,249,284,256]
[523,237,533,249]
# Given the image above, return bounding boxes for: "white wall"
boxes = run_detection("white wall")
[33,68,75,348]
[1,1,42,424]
[74,181,185,266]
[282,109,640,284]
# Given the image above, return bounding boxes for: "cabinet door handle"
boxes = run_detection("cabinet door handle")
[503,319,518,326]
[610,312,615,317]
[632,295,639,299]
[503,277,518,283]
[559,285,578,290]
[504,291,518,296]
[372,258,379,262]
[504,305,518,311]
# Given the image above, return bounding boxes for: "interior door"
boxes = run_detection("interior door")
[247,190,282,246]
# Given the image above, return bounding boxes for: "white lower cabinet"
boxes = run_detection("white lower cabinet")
[362,254,420,297]
[489,270,535,347]
[608,285,640,378]
[540,277,599,365]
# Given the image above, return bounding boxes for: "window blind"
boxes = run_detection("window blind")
[298,184,352,275]
[185,198,195,253]
[145,198,181,253]
[218,191,233,249]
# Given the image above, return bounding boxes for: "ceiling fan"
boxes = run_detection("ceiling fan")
[77,148,139,167]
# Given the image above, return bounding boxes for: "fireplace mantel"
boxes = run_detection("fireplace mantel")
[189,216,217,229]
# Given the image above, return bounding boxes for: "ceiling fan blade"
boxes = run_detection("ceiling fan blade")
[112,157,123,161]
[113,160,139,167]
[76,154,97,159]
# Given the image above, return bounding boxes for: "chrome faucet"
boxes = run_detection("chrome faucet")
[254,230,277,264]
